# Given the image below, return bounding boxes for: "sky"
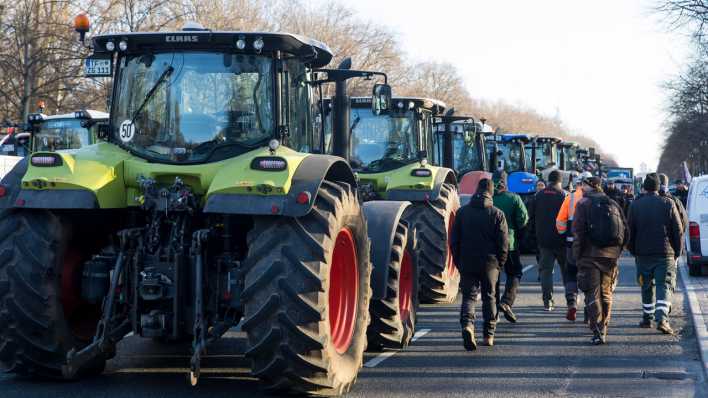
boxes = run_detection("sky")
[313,0,692,171]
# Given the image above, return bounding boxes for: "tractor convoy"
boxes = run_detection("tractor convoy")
[0,15,612,397]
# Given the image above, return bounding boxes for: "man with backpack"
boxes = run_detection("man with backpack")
[493,171,529,323]
[628,173,683,334]
[530,170,576,312]
[450,178,509,350]
[573,176,628,345]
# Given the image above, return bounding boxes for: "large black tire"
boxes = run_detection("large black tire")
[366,220,419,350]
[241,180,372,396]
[0,210,105,378]
[403,183,460,304]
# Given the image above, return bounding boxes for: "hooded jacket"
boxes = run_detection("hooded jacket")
[450,192,509,272]
[493,189,528,251]
[627,191,683,258]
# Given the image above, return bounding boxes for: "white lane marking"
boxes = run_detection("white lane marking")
[678,262,708,378]
[522,264,535,274]
[363,328,431,368]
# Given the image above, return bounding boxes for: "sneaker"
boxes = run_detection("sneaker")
[483,335,494,347]
[544,301,554,311]
[638,319,653,329]
[462,326,477,351]
[499,303,517,323]
[590,331,605,345]
[657,320,674,335]
[566,307,577,321]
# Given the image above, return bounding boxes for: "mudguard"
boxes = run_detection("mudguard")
[458,170,493,195]
[387,167,457,202]
[204,154,356,217]
[362,200,414,299]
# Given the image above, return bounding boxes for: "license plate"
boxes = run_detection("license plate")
[85,58,112,77]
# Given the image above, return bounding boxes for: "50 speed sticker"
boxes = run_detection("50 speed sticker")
[119,120,135,143]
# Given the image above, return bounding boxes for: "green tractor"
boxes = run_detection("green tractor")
[0,18,406,396]
[323,94,460,305]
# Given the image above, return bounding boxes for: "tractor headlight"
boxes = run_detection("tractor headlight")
[105,41,115,51]
[118,40,128,51]
[253,37,264,51]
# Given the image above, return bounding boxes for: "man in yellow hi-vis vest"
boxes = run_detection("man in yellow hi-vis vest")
[556,171,592,322]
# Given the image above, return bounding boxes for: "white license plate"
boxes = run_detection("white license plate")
[85,58,112,76]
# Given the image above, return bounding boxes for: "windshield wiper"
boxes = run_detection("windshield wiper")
[131,66,174,122]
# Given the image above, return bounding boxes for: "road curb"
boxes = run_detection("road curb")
[678,261,708,378]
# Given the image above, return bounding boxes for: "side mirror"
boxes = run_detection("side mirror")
[372,83,392,116]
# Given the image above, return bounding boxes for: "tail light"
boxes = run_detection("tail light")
[250,156,287,171]
[31,154,62,167]
[690,222,700,239]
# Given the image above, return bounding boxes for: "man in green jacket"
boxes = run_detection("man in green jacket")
[493,171,530,322]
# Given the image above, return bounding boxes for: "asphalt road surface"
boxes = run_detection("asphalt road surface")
[1,255,706,397]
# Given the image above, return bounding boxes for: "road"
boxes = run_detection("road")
[1,255,706,397]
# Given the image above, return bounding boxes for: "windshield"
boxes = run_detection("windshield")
[535,142,555,169]
[564,147,578,170]
[34,118,91,152]
[452,132,482,173]
[488,140,523,173]
[112,52,273,163]
[349,107,418,172]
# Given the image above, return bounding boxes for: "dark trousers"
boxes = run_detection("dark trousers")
[460,261,500,337]
[495,250,523,307]
[538,246,577,307]
[578,257,618,334]
[635,255,677,322]
[565,246,578,300]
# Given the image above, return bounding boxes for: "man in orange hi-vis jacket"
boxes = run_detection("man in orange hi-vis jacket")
[556,171,593,322]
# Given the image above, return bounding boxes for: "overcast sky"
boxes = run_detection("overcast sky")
[318,0,692,171]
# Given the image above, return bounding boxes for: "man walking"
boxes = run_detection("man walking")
[556,171,592,321]
[451,178,509,350]
[530,170,576,312]
[493,171,529,323]
[573,176,628,344]
[628,173,683,334]
[659,173,688,232]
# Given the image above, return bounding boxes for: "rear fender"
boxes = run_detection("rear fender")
[362,200,415,299]
[203,154,356,217]
[459,170,493,195]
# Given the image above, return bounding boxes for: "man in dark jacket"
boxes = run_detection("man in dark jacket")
[493,171,529,323]
[628,173,683,334]
[451,178,509,350]
[530,170,575,311]
[573,176,628,344]
[659,173,688,232]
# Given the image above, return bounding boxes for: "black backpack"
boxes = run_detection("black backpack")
[587,194,624,247]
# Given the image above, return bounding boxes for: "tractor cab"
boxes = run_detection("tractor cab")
[432,115,487,175]
[26,110,108,152]
[526,136,560,174]
[485,133,537,195]
[558,141,580,171]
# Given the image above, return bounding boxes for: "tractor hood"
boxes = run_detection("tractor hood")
[507,171,538,195]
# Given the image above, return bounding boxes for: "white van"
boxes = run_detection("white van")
[686,174,708,276]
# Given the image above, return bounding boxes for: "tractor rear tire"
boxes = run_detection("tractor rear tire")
[242,180,372,396]
[366,220,419,350]
[403,183,460,304]
[0,210,105,378]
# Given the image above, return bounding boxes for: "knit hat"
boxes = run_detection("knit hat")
[582,175,602,188]
[548,170,561,184]
[643,173,659,192]
[658,173,669,193]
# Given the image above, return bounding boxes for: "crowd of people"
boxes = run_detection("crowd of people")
[450,170,688,349]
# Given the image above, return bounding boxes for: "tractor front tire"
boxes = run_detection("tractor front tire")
[366,220,419,350]
[242,180,372,396]
[403,183,460,304]
[0,210,105,378]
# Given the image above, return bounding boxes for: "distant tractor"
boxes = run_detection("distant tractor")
[0,17,404,396]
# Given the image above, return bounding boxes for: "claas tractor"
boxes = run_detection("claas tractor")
[322,94,460,305]
[0,17,403,396]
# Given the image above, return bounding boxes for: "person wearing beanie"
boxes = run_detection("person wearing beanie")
[492,171,529,323]
[627,173,683,335]
[450,177,509,349]
[573,174,628,344]
[529,169,576,312]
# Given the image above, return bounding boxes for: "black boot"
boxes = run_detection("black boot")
[462,326,477,351]
[499,303,517,323]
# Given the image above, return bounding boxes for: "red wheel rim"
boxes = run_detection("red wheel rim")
[329,228,359,354]
[398,250,414,321]
[446,212,457,277]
